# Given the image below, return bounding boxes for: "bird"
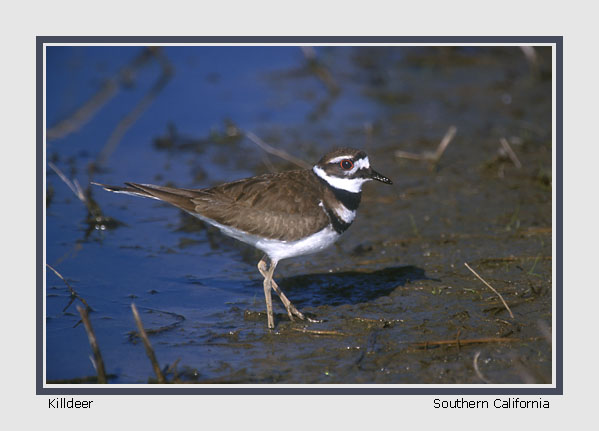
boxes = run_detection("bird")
[93,147,392,329]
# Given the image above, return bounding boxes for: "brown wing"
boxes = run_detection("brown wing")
[191,170,330,241]
[124,170,330,241]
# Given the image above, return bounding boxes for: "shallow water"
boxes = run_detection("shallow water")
[45,46,552,384]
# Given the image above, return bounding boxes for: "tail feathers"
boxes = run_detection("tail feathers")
[91,182,161,200]
[91,182,197,211]
[121,183,198,211]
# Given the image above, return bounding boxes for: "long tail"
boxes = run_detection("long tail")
[91,182,200,213]
[91,182,160,200]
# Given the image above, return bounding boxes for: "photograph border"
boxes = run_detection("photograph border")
[37,36,562,395]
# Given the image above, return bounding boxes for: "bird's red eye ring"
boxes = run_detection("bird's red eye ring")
[340,159,354,170]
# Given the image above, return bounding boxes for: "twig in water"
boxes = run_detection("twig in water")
[395,126,457,166]
[47,161,105,222]
[520,46,538,70]
[473,351,492,384]
[131,303,166,383]
[455,328,462,351]
[95,49,173,168]
[47,47,161,142]
[300,46,316,60]
[300,46,339,95]
[433,125,457,161]
[48,161,122,238]
[291,327,346,336]
[464,262,515,319]
[245,131,311,169]
[393,150,422,161]
[76,305,107,384]
[411,337,523,348]
[47,162,87,204]
[499,137,522,169]
[164,358,182,382]
[46,263,92,313]
[46,81,119,142]
[127,307,185,341]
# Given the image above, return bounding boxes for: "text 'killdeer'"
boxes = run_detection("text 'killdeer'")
[94,148,392,328]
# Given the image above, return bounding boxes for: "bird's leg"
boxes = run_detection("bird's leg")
[258,256,277,328]
[271,281,304,321]
[273,280,321,324]
[257,256,317,323]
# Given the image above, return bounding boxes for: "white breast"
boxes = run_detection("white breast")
[256,226,340,261]
[188,211,341,262]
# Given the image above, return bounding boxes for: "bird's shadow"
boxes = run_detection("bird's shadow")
[274,265,428,308]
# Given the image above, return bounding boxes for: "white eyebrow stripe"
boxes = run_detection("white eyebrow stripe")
[328,155,354,163]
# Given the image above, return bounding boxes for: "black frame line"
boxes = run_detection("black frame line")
[37,36,562,395]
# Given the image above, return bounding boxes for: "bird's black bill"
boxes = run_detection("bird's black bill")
[371,169,393,185]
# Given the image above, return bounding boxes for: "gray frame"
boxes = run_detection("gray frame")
[37,36,562,395]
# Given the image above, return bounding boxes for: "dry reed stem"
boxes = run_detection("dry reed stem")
[46,82,118,141]
[300,46,316,60]
[127,307,185,339]
[46,263,92,312]
[46,47,160,141]
[434,125,457,160]
[291,327,346,336]
[76,305,107,384]
[395,125,457,163]
[47,162,86,204]
[393,150,423,160]
[464,262,515,319]
[411,337,521,348]
[299,46,339,94]
[245,131,311,169]
[131,303,166,383]
[47,162,104,222]
[473,351,492,384]
[520,46,538,68]
[499,137,522,168]
[96,50,172,167]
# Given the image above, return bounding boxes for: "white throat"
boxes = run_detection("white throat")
[312,165,369,193]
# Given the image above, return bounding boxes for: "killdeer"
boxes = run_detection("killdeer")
[94,147,392,328]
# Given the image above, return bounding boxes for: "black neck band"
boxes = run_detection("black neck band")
[325,208,352,234]
[313,172,362,210]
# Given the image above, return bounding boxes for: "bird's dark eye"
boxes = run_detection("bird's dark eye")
[340,159,354,170]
